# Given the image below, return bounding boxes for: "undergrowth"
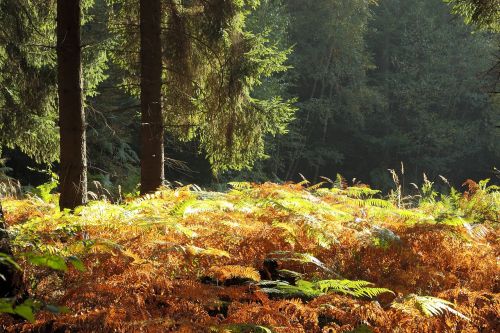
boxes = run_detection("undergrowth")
[0,179,498,332]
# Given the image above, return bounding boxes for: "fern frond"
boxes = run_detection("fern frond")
[185,245,231,258]
[345,187,380,198]
[208,265,261,282]
[365,198,392,208]
[394,209,432,222]
[391,295,470,321]
[169,198,197,217]
[258,279,393,300]
[0,253,21,270]
[267,251,332,273]
[170,198,235,217]
[463,222,490,240]
[228,182,252,190]
[256,280,322,300]
[85,238,124,254]
[307,182,326,191]
[316,279,394,298]
[134,190,168,203]
[121,249,147,265]
[297,174,310,186]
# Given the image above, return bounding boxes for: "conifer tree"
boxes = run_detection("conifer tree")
[57,0,87,210]
[0,0,57,302]
[107,0,294,178]
[0,0,59,164]
[445,0,500,30]
[1,0,108,209]
[139,0,164,194]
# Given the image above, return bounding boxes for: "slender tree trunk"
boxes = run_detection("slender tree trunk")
[57,0,87,210]
[0,202,23,298]
[140,0,165,194]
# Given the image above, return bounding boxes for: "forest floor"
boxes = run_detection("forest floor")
[0,180,498,332]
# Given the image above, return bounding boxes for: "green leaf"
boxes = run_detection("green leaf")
[0,253,21,270]
[0,300,15,315]
[27,254,68,271]
[14,304,35,322]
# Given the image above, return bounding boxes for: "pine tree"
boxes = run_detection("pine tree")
[139,0,164,194]
[1,0,108,208]
[57,0,88,210]
[107,0,294,177]
[0,0,59,164]
[445,0,500,30]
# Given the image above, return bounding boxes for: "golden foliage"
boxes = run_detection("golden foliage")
[0,181,498,332]
[207,265,261,283]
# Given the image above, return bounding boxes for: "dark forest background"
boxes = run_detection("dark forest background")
[3,0,499,193]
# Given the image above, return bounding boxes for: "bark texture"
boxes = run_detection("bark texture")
[57,0,87,210]
[140,0,165,194]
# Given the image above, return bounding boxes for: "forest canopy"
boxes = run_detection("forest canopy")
[0,0,498,192]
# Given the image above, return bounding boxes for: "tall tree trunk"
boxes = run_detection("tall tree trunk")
[57,0,87,210]
[140,0,165,194]
[0,202,23,298]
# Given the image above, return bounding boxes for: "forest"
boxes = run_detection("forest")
[0,0,499,332]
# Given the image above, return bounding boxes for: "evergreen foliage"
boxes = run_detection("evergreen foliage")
[0,0,58,164]
[361,0,499,188]
[445,0,500,30]
[107,0,295,174]
[0,0,110,165]
[262,0,499,189]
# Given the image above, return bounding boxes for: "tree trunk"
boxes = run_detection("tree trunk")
[0,202,23,298]
[140,0,165,194]
[57,0,87,210]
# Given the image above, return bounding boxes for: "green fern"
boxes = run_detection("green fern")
[169,198,198,217]
[345,187,380,199]
[394,209,432,223]
[0,298,69,323]
[257,278,393,300]
[364,198,392,208]
[256,280,322,300]
[307,181,326,191]
[228,182,253,190]
[315,279,394,298]
[24,252,85,272]
[170,198,235,217]
[29,174,59,203]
